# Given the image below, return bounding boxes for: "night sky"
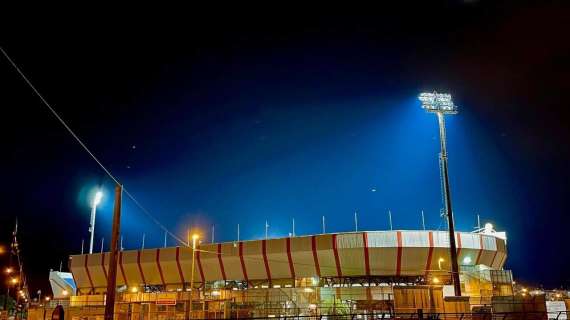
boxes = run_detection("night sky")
[1,3,569,296]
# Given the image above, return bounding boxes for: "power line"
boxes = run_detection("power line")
[0,46,187,247]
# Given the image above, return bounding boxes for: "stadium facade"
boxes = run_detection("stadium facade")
[43,228,516,318]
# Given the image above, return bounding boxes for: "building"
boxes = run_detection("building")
[49,228,513,318]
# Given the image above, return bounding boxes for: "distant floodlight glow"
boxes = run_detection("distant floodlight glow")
[93,191,103,206]
[463,256,472,265]
[484,223,494,233]
[419,92,458,114]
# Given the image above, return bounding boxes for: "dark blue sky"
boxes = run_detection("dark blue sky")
[1,3,569,293]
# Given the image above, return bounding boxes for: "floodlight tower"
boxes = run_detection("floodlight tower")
[89,191,103,254]
[419,92,461,296]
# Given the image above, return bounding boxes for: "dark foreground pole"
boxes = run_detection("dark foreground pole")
[104,185,122,320]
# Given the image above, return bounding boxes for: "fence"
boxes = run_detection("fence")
[28,305,569,320]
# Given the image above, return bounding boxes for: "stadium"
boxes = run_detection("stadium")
[50,227,515,318]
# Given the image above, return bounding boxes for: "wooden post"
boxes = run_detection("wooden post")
[104,184,122,320]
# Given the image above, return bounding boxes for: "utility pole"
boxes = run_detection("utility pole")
[141,233,145,250]
[104,184,123,320]
[419,92,461,296]
[212,225,215,244]
[100,238,104,253]
[265,221,269,240]
[81,239,84,255]
[421,210,426,231]
[388,210,393,231]
[164,231,167,248]
[322,216,326,234]
[188,234,199,319]
[237,224,240,242]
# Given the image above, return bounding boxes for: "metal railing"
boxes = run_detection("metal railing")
[28,307,568,320]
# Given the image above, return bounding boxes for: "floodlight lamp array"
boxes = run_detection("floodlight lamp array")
[418,92,458,114]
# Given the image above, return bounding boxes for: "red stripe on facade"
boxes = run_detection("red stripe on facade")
[137,250,147,285]
[489,238,500,268]
[84,255,94,292]
[475,235,484,265]
[155,249,166,286]
[457,233,463,258]
[119,252,129,286]
[175,247,185,285]
[101,253,108,281]
[238,242,248,283]
[362,233,371,276]
[262,240,272,283]
[490,250,499,268]
[218,243,227,281]
[396,231,403,277]
[286,237,296,279]
[196,249,205,285]
[332,234,343,278]
[311,236,321,277]
[425,232,434,278]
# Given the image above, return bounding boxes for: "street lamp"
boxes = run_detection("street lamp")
[5,267,13,274]
[189,233,199,319]
[419,91,461,296]
[89,190,103,254]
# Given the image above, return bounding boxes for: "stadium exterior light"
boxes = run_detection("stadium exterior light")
[94,191,103,206]
[88,190,103,254]
[419,91,461,296]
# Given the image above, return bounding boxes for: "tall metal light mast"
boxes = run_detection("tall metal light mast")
[89,191,103,254]
[419,92,461,296]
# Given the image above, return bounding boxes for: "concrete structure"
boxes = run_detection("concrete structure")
[70,230,507,294]
[54,229,515,318]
